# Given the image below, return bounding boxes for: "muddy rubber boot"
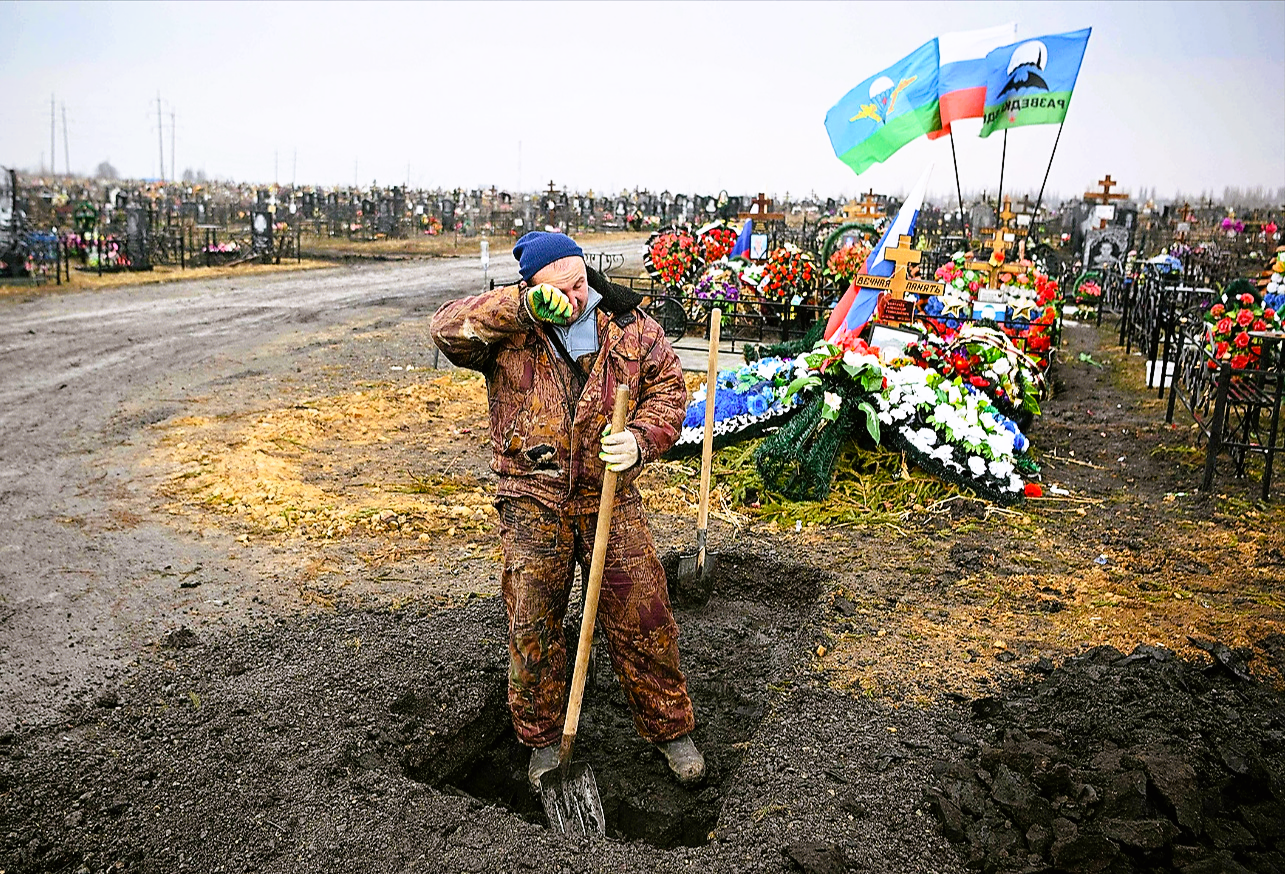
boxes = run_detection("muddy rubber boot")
[528,744,560,792]
[654,734,705,785]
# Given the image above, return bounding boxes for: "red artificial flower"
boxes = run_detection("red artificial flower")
[1215,341,1230,357]
[1208,360,1219,370]
[1239,293,1254,305]
[1210,303,1225,316]
[1266,308,1277,320]
[1235,331,1251,348]
[1236,309,1255,327]
[969,376,990,388]
[1023,483,1043,498]
[1217,317,1234,334]
[1253,319,1268,331]
[1230,354,1251,369]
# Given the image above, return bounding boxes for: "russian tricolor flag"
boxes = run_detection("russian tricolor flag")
[729,219,752,259]
[824,164,933,343]
[928,23,1017,140]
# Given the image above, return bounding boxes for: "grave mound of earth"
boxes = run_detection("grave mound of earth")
[925,640,1285,874]
[395,552,827,848]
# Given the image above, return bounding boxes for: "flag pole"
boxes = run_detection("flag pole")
[1031,119,1066,222]
[995,128,1008,227]
[949,129,968,241]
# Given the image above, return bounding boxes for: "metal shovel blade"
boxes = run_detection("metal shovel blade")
[676,545,716,606]
[541,761,606,837]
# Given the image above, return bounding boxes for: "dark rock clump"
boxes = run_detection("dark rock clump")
[925,643,1285,873]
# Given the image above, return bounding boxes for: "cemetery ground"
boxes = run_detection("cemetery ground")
[0,260,336,296]
[297,231,651,262]
[0,260,1282,874]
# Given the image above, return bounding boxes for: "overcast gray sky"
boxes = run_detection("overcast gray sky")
[2,1,1282,202]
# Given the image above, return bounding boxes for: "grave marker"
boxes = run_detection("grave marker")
[1084,175,1129,229]
[738,192,784,222]
[848,235,943,325]
[250,209,273,259]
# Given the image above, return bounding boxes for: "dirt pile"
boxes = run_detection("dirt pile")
[925,641,1285,873]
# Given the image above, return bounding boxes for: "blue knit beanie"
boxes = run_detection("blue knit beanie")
[513,232,584,283]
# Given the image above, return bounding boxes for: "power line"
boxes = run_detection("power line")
[61,103,70,177]
[156,93,165,181]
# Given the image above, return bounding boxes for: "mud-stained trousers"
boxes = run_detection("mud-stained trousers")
[496,494,696,749]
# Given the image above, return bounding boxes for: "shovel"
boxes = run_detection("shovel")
[677,307,721,603]
[541,385,630,838]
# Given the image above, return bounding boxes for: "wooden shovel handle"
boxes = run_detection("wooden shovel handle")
[696,310,721,557]
[560,385,630,765]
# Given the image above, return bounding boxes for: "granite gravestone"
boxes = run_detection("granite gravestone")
[125,206,151,268]
[250,209,274,258]
[1084,227,1129,268]
[970,202,996,233]
[0,169,16,251]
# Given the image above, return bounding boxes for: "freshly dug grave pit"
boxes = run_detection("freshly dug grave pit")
[395,551,828,848]
[925,640,1285,874]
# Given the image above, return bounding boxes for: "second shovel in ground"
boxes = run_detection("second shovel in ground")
[678,307,721,604]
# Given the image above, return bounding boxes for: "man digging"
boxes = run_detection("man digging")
[430,231,705,791]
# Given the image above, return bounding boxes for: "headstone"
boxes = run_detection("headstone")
[250,209,273,258]
[0,169,14,251]
[970,202,996,233]
[1084,227,1129,268]
[125,206,151,268]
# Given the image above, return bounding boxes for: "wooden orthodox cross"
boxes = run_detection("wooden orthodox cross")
[738,192,785,221]
[841,192,883,222]
[856,189,885,220]
[1085,175,1129,229]
[1084,175,1128,205]
[997,198,1018,246]
[848,235,942,324]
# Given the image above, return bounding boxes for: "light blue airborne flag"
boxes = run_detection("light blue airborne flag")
[979,28,1091,138]
[825,40,942,175]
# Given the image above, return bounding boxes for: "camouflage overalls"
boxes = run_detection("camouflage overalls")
[430,268,695,748]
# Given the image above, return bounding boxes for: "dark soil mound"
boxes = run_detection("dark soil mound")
[0,551,862,873]
[925,643,1285,873]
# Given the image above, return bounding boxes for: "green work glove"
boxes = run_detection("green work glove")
[525,283,573,325]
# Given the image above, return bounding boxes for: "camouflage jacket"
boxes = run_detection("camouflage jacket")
[430,268,687,514]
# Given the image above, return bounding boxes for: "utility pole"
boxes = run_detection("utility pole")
[292,149,297,187]
[50,94,56,176]
[170,110,176,183]
[156,93,165,181]
[61,103,70,177]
